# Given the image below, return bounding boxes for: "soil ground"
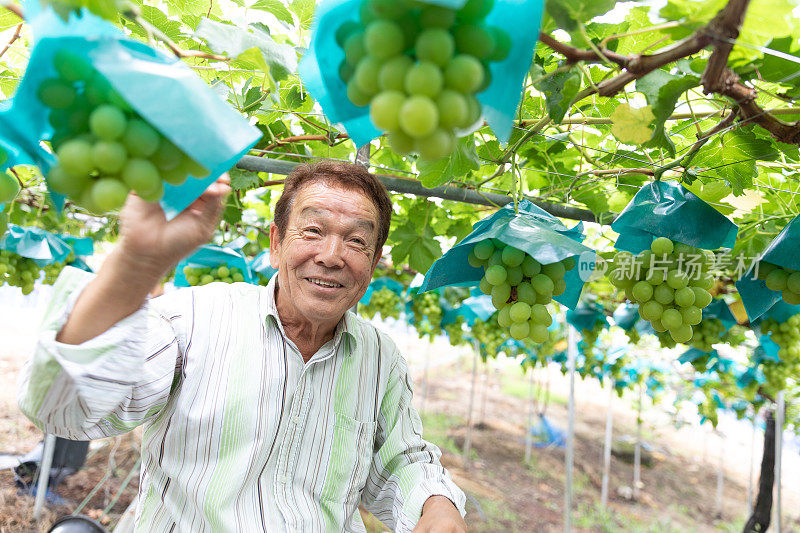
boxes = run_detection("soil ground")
[1,291,799,532]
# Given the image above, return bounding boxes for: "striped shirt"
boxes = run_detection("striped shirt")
[18,267,466,532]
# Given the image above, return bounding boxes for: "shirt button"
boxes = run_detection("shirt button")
[292,416,301,424]
[279,475,287,483]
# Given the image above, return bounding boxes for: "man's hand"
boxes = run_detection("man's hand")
[118,174,230,274]
[412,496,467,533]
[57,176,230,345]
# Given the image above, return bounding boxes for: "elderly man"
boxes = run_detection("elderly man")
[18,161,467,532]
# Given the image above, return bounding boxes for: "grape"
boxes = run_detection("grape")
[365,20,404,59]
[339,61,355,82]
[90,178,129,212]
[0,173,20,204]
[387,130,415,155]
[758,261,800,305]
[47,165,89,198]
[541,261,565,279]
[152,138,183,171]
[415,129,455,161]
[501,246,525,267]
[369,91,406,130]
[53,50,94,83]
[485,264,507,285]
[335,21,362,47]
[123,119,160,157]
[453,25,495,60]
[444,55,484,93]
[354,57,382,95]
[404,61,443,98]
[399,96,438,138]
[436,90,468,129]
[122,159,161,197]
[510,321,529,340]
[344,32,367,66]
[491,283,511,308]
[487,27,511,62]
[358,287,402,320]
[420,5,455,28]
[378,55,413,91]
[509,301,531,322]
[473,239,494,260]
[612,237,716,344]
[37,78,76,109]
[506,265,523,286]
[91,141,127,174]
[416,29,455,67]
[531,274,554,296]
[457,0,495,22]
[347,81,373,107]
[183,265,246,287]
[89,104,127,141]
[57,139,94,178]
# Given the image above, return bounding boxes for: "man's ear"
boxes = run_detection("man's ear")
[269,223,280,270]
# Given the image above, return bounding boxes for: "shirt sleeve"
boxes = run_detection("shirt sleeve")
[17,266,187,441]
[361,346,466,532]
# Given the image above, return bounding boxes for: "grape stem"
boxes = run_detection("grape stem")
[0,22,21,59]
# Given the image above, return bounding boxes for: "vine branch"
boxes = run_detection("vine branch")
[0,22,22,59]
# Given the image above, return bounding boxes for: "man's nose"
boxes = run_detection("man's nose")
[315,236,345,268]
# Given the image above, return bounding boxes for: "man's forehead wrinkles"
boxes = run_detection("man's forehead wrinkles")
[297,206,375,231]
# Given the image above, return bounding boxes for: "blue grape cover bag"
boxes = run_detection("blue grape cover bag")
[249,250,279,283]
[298,0,545,147]
[359,276,406,305]
[174,244,255,288]
[566,301,607,332]
[611,181,738,254]
[5,0,261,219]
[419,199,594,309]
[0,224,71,266]
[735,214,800,323]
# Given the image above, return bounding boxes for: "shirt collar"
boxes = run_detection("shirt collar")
[261,274,358,355]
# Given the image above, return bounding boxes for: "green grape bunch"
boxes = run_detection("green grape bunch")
[443,315,467,347]
[358,287,402,320]
[579,320,604,357]
[472,313,506,356]
[182,265,245,286]
[608,237,716,344]
[757,262,800,306]
[411,291,443,340]
[0,250,70,294]
[688,317,725,352]
[468,238,574,344]
[39,50,209,213]
[760,313,800,392]
[335,0,510,160]
[255,273,273,286]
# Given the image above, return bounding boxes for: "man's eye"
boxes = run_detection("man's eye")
[351,238,366,246]
[305,227,321,234]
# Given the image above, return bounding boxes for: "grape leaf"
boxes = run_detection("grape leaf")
[534,69,581,123]
[691,129,773,195]
[545,0,619,32]
[417,137,480,188]
[229,169,262,191]
[248,0,295,27]
[636,70,699,156]
[194,19,297,80]
[610,103,655,144]
[389,223,442,274]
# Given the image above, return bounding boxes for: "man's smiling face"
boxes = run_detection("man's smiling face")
[270,181,381,329]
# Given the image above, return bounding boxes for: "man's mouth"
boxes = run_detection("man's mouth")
[307,277,344,288]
